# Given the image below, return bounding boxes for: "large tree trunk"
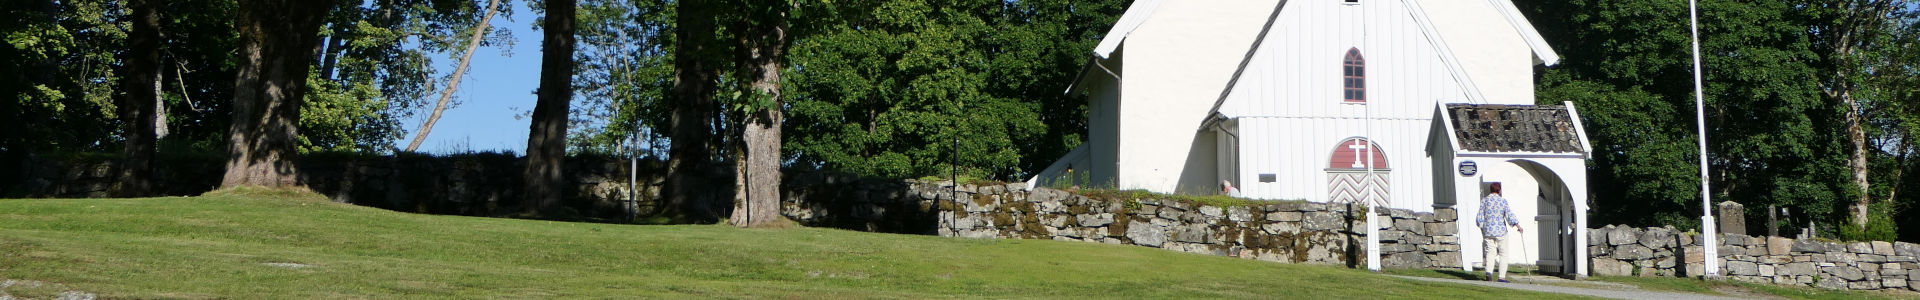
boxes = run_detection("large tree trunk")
[406,0,502,152]
[223,0,334,189]
[729,11,786,228]
[1846,88,1871,229]
[115,0,161,197]
[663,0,720,223]
[1829,0,1895,230]
[521,0,576,215]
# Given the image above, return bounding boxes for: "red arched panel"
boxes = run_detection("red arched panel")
[1328,137,1388,169]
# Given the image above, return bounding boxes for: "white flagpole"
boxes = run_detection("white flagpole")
[1689,0,1719,277]
[1367,98,1380,272]
[1362,2,1381,272]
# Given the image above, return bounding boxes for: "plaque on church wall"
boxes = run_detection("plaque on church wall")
[1259,174,1276,183]
[1458,160,1478,176]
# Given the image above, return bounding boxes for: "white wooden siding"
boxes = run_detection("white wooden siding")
[1214,0,1504,212]
[1219,0,1472,120]
[1237,117,1435,210]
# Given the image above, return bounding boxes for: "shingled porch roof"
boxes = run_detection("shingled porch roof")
[1444,103,1587,154]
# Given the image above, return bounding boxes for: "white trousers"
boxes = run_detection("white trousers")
[1483,236,1509,278]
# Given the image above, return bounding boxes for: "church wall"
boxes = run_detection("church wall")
[1208,0,1537,213]
[1481,160,1544,264]
[1115,0,1278,192]
[1236,117,1435,211]
[1086,62,1121,188]
[1204,0,1564,212]
[1450,156,1590,274]
[1029,54,1123,190]
[1174,130,1220,195]
[1047,0,1551,209]
[1216,0,1472,120]
[1415,0,1536,104]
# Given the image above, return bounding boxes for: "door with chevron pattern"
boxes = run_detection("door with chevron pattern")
[1327,137,1389,204]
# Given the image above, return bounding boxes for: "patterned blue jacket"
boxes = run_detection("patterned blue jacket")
[1477,194,1519,238]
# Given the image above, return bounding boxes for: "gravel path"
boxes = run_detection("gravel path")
[1392,275,1750,300]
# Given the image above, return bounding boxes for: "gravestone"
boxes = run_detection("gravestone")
[1719,201,1745,235]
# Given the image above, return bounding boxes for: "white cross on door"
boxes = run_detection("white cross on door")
[1348,139,1370,169]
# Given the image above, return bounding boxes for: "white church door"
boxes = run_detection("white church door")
[1327,137,1388,204]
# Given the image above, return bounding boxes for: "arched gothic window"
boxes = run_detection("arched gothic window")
[1343,48,1366,103]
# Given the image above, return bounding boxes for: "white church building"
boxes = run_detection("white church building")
[1027,0,1595,276]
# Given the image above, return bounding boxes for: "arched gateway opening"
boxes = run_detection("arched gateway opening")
[1429,102,1593,278]
[1485,159,1577,274]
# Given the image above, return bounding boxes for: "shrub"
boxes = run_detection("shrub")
[1837,203,1897,242]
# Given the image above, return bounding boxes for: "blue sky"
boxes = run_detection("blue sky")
[396,1,540,155]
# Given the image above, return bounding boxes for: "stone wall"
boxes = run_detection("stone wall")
[5,153,657,220]
[5,153,224,198]
[783,178,1463,269]
[1590,224,1920,292]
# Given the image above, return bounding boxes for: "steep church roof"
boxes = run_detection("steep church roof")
[1072,0,1560,97]
[1090,0,1166,60]
[1088,0,1558,65]
[1198,0,1563,121]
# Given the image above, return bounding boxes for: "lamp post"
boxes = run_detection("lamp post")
[1688,0,1719,277]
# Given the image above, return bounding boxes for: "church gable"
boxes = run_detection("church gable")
[1211,0,1480,121]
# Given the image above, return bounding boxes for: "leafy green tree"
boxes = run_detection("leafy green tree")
[663,0,725,223]
[309,0,516,154]
[221,0,336,188]
[115,0,163,196]
[1518,0,1850,230]
[405,0,508,152]
[722,0,789,228]
[522,0,576,214]
[0,0,125,156]
[1518,1,1920,237]
[982,0,1127,178]
[782,0,1124,180]
[1844,3,1920,240]
[146,0,239,155]
[569,0,672,155]
[1810,0,1907,232]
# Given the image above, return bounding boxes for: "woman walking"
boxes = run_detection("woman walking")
[1478,182,1523,282]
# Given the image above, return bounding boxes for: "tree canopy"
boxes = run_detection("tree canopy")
[1518,0,1920,240]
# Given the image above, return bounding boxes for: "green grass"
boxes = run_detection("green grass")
[1,189,1587,299]
[1590,276,1915,300]
[1385,268,1919,300]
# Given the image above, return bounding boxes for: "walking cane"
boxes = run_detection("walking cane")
[1517,226,1530,276]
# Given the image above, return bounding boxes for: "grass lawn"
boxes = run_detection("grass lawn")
[1386,268,1920,300]
[0,189,1590,299]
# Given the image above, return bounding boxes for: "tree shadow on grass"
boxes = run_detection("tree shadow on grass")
[1431,269,1486,280]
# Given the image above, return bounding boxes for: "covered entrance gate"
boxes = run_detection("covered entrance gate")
[1426,103,1593,278]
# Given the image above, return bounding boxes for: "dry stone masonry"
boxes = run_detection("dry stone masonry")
[1590,224,1920,292]
[6,153,648,219]
[783,178,1463,269]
